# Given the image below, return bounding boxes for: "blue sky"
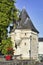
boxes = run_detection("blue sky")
[15,0,43,37]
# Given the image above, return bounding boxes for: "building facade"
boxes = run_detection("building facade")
[10,9,39,60]
[38,38,43,55]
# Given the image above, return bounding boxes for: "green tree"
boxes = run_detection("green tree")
[0,37,13,55]
[0,0,18,43]
[0,0,18,54]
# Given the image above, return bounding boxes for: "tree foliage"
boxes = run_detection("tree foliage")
[0,0,18,55]
[0,37,13,55]
[0,0,18,42]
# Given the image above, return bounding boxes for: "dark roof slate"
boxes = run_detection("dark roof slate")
[38,38,43,42]
[16,9,39,33]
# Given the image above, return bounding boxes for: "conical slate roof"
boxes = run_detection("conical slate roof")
[16,9,39,33]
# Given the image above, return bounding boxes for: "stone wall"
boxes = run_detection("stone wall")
[31,31,38,60]
[10,29,38,60]
[0,60,36,65]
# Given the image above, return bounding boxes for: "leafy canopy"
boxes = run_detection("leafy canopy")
[0,37,13,55]
[0,0,18,55]
[0,0,18,42]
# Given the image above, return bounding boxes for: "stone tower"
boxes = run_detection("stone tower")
[11,9,39,60]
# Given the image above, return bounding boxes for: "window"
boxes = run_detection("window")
[25,33,26,35]
[15,44,17,49]
[25,43,26,45]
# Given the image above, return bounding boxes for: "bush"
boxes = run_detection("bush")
[0,37,14,55]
